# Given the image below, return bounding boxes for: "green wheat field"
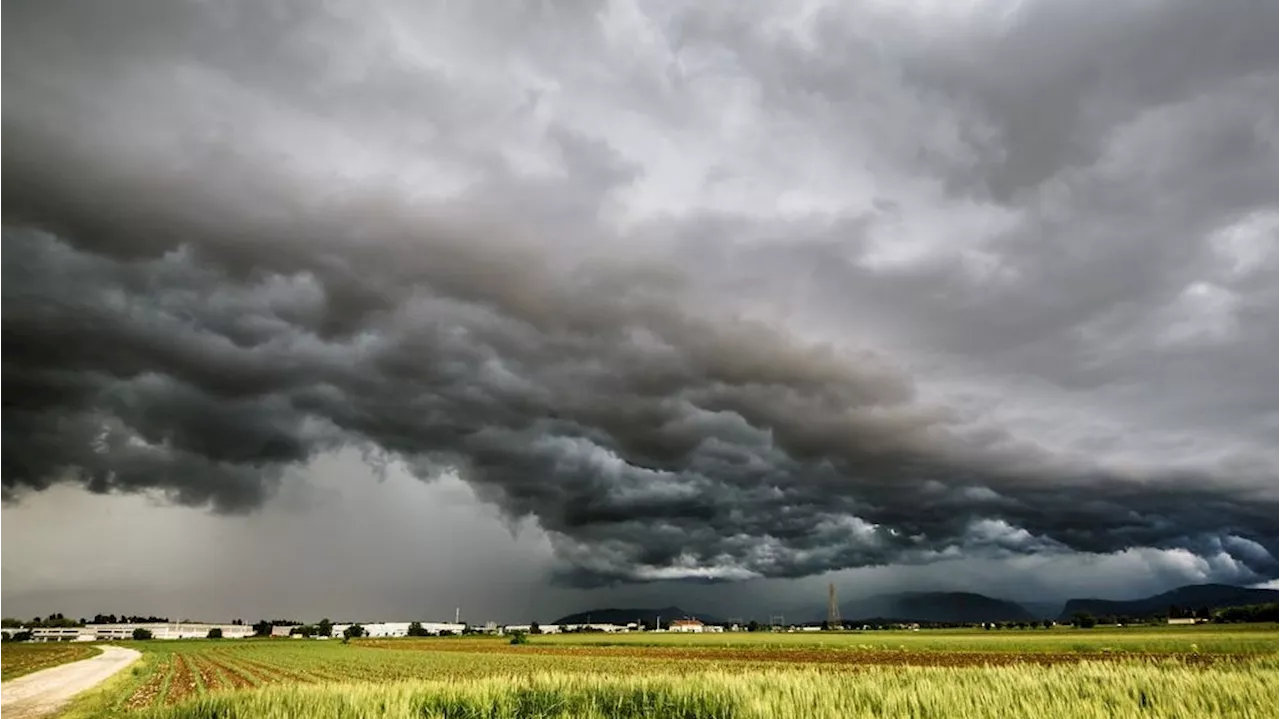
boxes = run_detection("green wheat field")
[4,624,1274,718]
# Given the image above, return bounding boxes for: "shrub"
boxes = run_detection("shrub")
[132,628,153,640]
[207,628,223,639]
[1071,612,1097,629]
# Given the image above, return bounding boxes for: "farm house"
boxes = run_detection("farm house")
[668,619,705,633]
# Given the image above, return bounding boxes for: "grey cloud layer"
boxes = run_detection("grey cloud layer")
[3,0,1275,585]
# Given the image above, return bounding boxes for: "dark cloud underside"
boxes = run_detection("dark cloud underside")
[3,0,1275,586]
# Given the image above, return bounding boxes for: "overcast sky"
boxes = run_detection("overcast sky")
[2,0,1276,623]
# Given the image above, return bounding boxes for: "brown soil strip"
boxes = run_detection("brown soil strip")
[233,657,330,684]
[124,657,172,711]
[202,657,258,689]
[223,658,293,684]
[189,654,222,692]
[164,654,198,705]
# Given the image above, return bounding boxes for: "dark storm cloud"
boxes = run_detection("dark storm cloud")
[3,0,1275,585]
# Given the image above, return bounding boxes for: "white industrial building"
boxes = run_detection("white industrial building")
[503,624,562,635]
[27,627,95,642]
[559,623,630,633]
[504,623,642,634]
[91,623,256,640]
[14,623,255,641]
[357,622,466,638]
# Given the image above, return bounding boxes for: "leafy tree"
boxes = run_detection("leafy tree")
[1042,619,1053,629]
[342,624,365,643]
[1071,612,1097,629]
[407,622,426,637]
[207,628,223,639]
[253,620,272,637]
[820,620,830,631]
[746,620,760,633]
[509,631,528,645]
[1213,602,1279,623]
[530,622,542,635]
[132,628,153,640]
[317,619,333,638]
[1,618,21,628]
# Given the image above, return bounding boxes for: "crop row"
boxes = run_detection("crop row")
[120,647,343,710]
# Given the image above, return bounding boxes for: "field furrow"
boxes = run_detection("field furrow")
[163,654,198,705]
[188,654,222,693]
[123,656,172,711]
[202,657,259,689]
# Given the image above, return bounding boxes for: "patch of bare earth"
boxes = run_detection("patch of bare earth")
[125,657,172,710]
[164,655,197,706]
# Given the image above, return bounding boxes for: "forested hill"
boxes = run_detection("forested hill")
[1059,584,1278,621]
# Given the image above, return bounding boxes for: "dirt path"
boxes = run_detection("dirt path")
[1,645,141,718]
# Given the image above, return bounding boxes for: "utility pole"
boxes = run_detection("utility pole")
[455,607,460,624]
[827,583,842,630]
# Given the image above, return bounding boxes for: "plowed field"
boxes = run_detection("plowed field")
[1,643,100,681]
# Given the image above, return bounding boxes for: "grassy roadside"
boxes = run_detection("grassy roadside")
[57,646,161,719]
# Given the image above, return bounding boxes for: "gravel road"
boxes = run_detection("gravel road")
[1,645,141,718]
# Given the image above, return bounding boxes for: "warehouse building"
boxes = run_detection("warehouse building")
[28,627,95,642]
[14,623,255,641]
[90,623,256,640]
[357,622,466,638]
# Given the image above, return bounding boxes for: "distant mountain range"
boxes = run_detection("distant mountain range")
[839,592,1035,623]
[1057,583,1278,621]
[1019,601,1064,620]
[551,606,722,626]
[553,583,1276,628]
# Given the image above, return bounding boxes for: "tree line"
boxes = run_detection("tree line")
[1,613,175,628]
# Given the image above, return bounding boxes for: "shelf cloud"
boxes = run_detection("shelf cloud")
[4,0,1275,590]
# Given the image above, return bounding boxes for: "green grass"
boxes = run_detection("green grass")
[133,659,1280,719]
[0,642,100,681]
